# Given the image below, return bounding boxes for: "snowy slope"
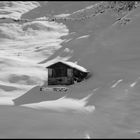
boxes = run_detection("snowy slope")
[0,1,140,138]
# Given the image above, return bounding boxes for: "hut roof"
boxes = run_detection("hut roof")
[45,60,88,73]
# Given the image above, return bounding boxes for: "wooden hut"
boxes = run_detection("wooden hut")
[46,60,89,85]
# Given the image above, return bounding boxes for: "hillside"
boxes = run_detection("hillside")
[0,1,140,138]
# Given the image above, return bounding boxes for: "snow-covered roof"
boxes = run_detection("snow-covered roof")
[46,60,88,73]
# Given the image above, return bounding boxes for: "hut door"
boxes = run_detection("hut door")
[48,68,53,77]
[67,68,73,77]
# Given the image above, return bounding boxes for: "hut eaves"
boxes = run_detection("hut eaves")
[45,60,88,73]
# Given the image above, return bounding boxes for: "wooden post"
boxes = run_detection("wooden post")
[48,68,53,77]
[67,68,73,77]
[67,68,74,84]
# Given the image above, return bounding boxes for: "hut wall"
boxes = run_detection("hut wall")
[48,63,74,85]
[48,77,74,85]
